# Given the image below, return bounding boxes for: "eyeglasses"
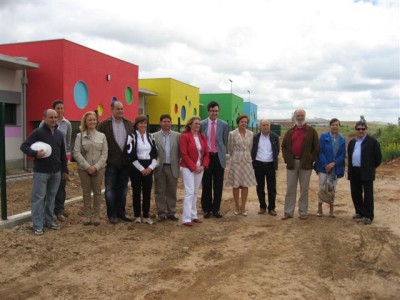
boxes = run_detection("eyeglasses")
[209,110,219,112]
[356,128,366,131]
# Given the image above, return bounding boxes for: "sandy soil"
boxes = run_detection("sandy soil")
[0,157,399,300]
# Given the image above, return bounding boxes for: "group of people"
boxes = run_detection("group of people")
[280,109,382,226]
[20,100,382,235]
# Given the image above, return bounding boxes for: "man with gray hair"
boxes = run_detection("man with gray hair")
[281,109,319,220]
[251,119,280,216]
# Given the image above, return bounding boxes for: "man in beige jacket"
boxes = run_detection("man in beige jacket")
[153,114,181,222]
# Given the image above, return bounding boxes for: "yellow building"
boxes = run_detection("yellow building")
[139,78,199,127]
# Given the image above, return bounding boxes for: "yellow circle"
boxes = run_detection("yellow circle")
[97,104,103,116]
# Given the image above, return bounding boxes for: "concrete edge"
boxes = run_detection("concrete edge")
[0,196,83,230]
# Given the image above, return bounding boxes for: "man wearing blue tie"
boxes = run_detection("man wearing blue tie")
[200,101,229,218]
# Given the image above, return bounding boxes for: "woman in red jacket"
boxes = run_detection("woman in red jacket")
[180,116,210,226]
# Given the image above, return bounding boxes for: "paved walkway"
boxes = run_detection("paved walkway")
[0,196,82,230]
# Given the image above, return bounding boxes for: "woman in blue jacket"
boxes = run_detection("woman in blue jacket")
[315,118,346,217]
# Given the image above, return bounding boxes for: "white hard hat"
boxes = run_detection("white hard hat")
[30,141,52,158]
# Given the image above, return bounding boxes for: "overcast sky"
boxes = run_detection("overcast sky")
[1,0,399,123]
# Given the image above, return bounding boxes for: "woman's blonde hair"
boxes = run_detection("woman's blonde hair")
[79,111,97,131]
[183,116,201,133]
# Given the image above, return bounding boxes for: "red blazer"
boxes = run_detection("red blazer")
[180,132,209,172]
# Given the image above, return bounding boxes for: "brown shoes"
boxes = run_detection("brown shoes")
[92,216,100,226]
[83,217,91,225]
[258,209,266,214]
[268,210,277,216]
[157,216,167,222]
[299,215,308,220]
[192,219,202,223]
[281,213,292,220]
[183,222,193,227]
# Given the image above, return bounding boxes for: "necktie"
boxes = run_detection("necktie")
[211,121,217,153]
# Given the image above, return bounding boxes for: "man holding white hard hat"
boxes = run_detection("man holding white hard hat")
[21,109,68,235]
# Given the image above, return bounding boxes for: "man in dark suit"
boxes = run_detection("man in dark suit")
[200,101,229,218]
[97,100,134,224]
[348,121,382,225]
[251,119,280,216]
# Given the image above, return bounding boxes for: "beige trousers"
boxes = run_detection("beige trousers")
[284,159,312,217]
[154,165,178,217]
[78,168,105,218]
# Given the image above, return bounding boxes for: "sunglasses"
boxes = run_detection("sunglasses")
[356,128,366,131]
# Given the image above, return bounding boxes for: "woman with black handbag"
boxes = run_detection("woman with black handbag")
[73,111,108,225]
[126,115,158,225]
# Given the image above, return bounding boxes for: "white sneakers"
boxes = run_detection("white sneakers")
[142,218,154,225]
[133,217,155,225]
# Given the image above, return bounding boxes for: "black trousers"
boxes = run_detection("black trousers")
[201,153,224,213]
[254,161,276,211]
[350,167,374,220]
[129,160,153,218]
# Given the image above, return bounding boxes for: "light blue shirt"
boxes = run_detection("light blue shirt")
[352,135,366,167]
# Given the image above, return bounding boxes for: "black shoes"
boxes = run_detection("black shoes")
[167,215,179,221]
[204,211,223,218]
[213,211,223,218]
[119,215,133,222]
[109,217,118,224]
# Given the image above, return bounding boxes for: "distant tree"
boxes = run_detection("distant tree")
[360,115,366,123]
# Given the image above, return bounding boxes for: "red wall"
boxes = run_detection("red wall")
[0,39,139,134]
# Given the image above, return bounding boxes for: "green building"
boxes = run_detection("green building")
[200,93,244,129]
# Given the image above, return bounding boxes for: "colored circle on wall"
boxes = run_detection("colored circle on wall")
[97,104,103,116]
[174,104,178,114]
[193,108,197,115]
[125,87,133,104]
[181,105,186,121]
[73,81,89,109]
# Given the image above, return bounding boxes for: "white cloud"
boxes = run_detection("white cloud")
[0,0,399,123]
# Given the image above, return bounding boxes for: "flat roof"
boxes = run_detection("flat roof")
[139,88,157,96]
[0,54,39,70]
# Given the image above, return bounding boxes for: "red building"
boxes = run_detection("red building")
[0,39,139,135]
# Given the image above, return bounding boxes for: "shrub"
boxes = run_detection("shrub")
[376,125,400,161]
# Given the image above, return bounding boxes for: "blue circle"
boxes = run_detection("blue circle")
[74,81,89,109]
[181,105,186,121]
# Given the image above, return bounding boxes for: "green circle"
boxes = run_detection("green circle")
[125,87,133,104]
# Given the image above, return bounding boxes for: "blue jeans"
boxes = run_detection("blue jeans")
[104,165,129,219]
[54,178,66,215]
[31,172,61,230]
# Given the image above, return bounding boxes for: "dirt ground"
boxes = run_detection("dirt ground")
[0,157,399,300]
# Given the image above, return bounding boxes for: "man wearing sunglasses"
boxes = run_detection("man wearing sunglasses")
[347,121,382,225]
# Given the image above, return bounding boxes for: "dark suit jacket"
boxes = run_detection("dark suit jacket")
[97,117,133,168]
[251,131,280,170]
[347,135,382,181]
[179,132,209,172]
